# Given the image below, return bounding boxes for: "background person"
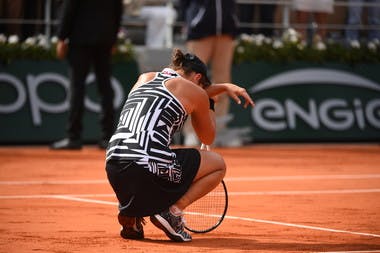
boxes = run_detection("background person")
[51,0,123,150]
[292,0,335,41]
[237,2,277,37]
[106,49,254,242]
[123,0,177,49]
[345,0,380,42]
[179,0,240,147]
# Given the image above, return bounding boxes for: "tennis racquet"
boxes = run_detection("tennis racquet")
[184,144,229,233]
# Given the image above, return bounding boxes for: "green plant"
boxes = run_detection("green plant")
[0,33,136,65]
[234,29,380,65]
[1,29,379,66]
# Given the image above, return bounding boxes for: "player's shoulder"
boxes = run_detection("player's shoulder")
[139,72,156,82]
[129,72,157,92]
[168,76,206,95]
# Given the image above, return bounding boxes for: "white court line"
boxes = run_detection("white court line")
[6,194,380,239]
[52,195,117,206]
[228,189,380,195]
[1,174,380,185]
[225,174,380,182]
[1,193,380,238]
[224,215,380,238]
[1,188,380,200]
[0,179,107,185]
[0,194,114,199]
[314,251,380,253]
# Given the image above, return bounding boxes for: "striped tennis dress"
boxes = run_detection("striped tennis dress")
[105,68,201,216]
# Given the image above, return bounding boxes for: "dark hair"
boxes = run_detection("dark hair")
[169,48,211,87]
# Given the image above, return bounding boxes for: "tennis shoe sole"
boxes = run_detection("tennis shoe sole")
[150,215,192,242]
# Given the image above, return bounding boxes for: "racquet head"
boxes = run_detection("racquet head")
[184,180,228,233]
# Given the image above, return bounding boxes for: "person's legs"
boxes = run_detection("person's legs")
[259,4,276,36]
[314,12,328,40]
[210,35,236,146]
[92,44,115,145]
[183,37,215,146]
[186,37,214,64]
[150,149,225,242]
[367,0,380,41]
[210,35,234,118]
[140,6,176,48]
[187,36,237,147]
[210,35,234,84]
[237,3,255,34]
[66,45,91,140]
[50,46,89,149]
[295,10,310,40]
[346,0,363,41]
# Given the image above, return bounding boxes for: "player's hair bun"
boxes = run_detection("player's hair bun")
[171,48,186,68]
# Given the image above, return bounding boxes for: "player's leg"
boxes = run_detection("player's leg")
[118,215,145,240]
[174,150,226,210]
[106,161,145,240]
[150,149,225,242]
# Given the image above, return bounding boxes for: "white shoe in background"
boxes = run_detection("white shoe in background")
[183,132,199,146]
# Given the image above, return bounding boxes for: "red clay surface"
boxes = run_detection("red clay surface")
[1,144,380,253]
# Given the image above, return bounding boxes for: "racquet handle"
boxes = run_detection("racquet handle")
[200,143,211,151]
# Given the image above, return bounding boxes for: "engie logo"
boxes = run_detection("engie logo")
[0,72,125,126]
[250,68,380,132]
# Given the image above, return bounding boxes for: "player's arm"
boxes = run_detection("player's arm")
[205,83,255,108]
[190,90,216,146]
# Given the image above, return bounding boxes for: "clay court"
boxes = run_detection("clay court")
[0,144,379,253]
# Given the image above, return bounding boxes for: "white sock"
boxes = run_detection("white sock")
[169,205,183,216]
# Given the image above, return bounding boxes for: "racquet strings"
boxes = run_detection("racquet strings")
[184,181,227,232]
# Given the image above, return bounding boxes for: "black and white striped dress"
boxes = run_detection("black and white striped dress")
[106,68,190,182]
[106,68,201,216]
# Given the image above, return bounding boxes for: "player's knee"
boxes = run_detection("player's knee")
[220,160,226,178]
[199,150,226,178]
[214,152,226,178]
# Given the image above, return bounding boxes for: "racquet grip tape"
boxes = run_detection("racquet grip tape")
[200,144,210,151]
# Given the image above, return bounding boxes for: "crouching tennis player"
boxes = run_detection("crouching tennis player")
[105,48,254,242]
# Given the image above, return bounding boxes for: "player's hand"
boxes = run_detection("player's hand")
[224,83,255,108]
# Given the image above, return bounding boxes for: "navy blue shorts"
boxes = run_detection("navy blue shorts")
[105,148,200,217]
